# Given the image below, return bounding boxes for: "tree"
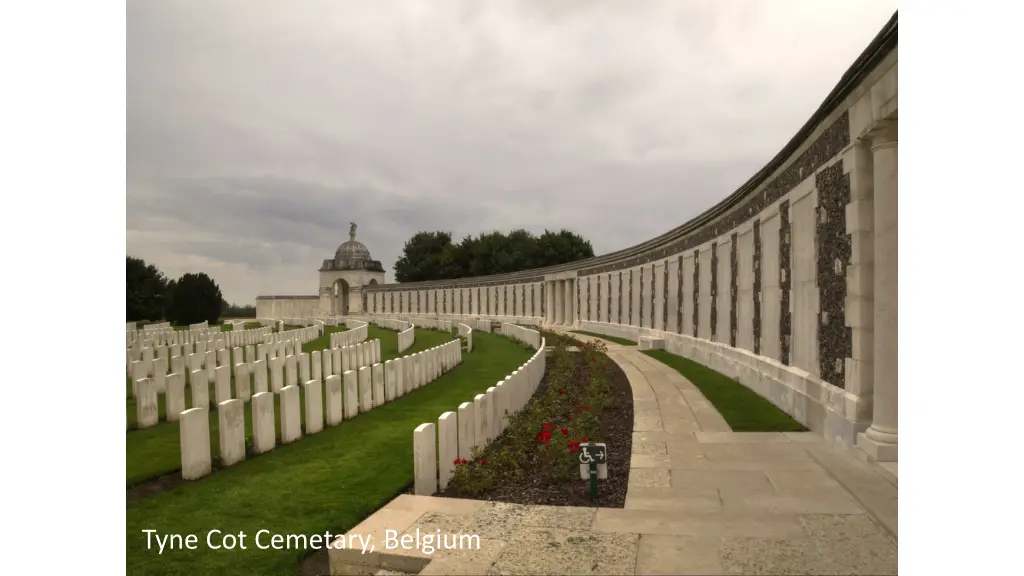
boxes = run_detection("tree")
[166,272,224,326]
[392,228,596,282]
[126,256,170,321]
[535,229,595,266]
[222,301,257,318]
[393,231,457,282]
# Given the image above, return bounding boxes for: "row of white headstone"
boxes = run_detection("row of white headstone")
[413,325,546,495]
[275,316,345,329]
[127,324,224,347]
[329,322,368,349]
[500,322,543,349]
[375,315,454,333]
[131,336,381,428]
[127,323,268,349]
[361,317,417,353]
[179,339,465,480]
[128,324,348,388]
[370,313,545,334]
[126,324,330,380]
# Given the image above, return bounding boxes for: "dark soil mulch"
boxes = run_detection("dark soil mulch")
[435,334,633,508]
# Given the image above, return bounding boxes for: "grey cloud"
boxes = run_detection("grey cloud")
[128,0,898,303]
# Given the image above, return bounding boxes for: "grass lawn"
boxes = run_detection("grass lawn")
[125,325,449,485]
[571,330,637,346]
[126,331,531,576]
[642,349,807,432]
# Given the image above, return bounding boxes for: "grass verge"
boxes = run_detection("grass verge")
[641,349,806,432]
[126,331,531,576]
[125,326,445,484]
[571,330,637,346]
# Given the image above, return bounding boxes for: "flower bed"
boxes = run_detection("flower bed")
[437,332,633,507]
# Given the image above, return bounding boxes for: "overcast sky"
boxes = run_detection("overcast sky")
[128,0,897,305]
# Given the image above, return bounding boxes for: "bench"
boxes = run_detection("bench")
[638,336,665,351]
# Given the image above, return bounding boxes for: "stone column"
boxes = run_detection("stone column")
[858,119,898,462]
[565,279,574,326]
[554,280,563,325]
[548,278,557,323]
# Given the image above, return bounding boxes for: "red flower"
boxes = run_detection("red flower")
[558,389,564,395]
[578,409,583,414]
[560,428,568,436]
[461,459,468,464]
[568,415,573,421]
[480,460,487,466]
[454,459,460,465]
[581,435,588,442]
[543,422,551,430]
[583,404,590,410]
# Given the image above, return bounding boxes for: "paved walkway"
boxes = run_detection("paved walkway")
[330,331,898,575]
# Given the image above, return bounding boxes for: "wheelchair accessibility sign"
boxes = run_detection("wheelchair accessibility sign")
[577,443,607,465]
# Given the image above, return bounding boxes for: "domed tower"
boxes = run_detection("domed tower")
[318,222,385,315]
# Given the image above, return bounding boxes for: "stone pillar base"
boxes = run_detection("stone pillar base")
[856,431,898,462]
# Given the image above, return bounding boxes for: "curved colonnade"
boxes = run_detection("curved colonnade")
[362,15,899,460]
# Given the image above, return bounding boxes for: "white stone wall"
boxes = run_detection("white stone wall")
[255,297,322,319]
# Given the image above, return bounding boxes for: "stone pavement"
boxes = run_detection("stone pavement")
[329,331,898,575]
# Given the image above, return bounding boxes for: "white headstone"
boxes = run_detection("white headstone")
[325,374,342,426]
[270,357,284,394]
[393,357,405,397]
[358,366,372,413]
[473,393,489,452]
[190,369,210,409]
[251,392,276,454]
[437,411,458,490]
[253,359,267,394]
[153,356,168,394]
[205,350,216,380]
[285,355,298,388]
[218,399,246,466]
[372,363,385,407]
[322,348,333,377]
[212,365,230,405]
[413,423,437,496]
[299,352,311,383]
[136,378,158,428]
[179,407,212,480]
[311,350,322,382]
[280,385,302,444]
[457,402,475,461]
[343,370,358,420]
[166,372,186,422]
[384,360,396,401]
[303,379,324,435]
[234,362,251,402]
[484,388,498,443]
